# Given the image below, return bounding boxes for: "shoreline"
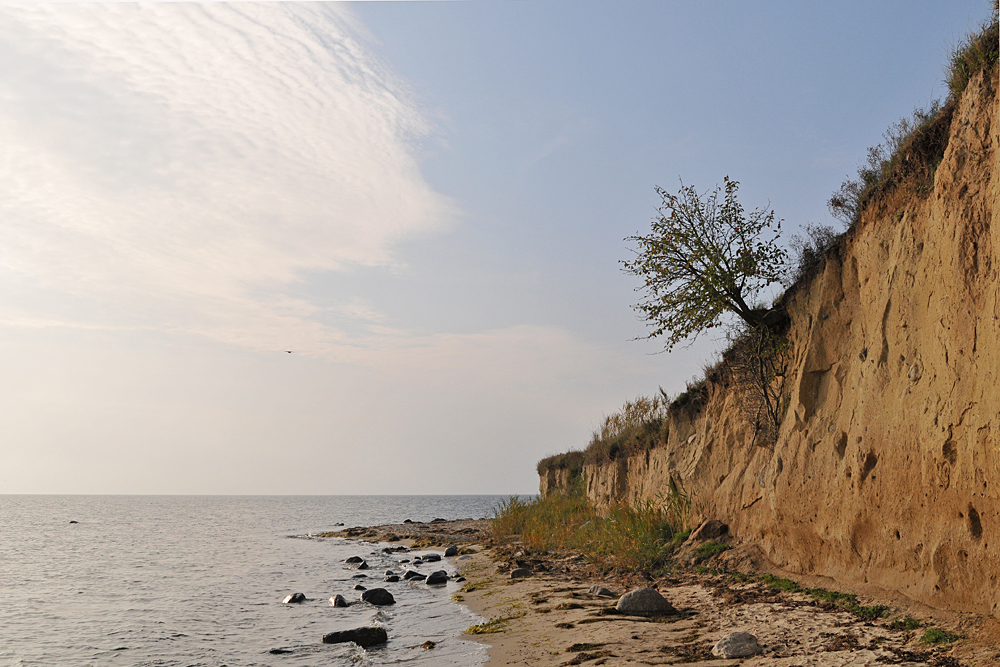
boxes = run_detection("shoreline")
[339,519,1000,666]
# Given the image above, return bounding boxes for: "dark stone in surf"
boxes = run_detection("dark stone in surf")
[322,626,387,647]
[330,594,350,607]
[361,588,395,606]
[422,553,442,563]
[403,570,426,581]
[353,584,366,591]
[384,575,400,582]
[426,570,448,585]
[345,556,364,564]
[282,593,306,604]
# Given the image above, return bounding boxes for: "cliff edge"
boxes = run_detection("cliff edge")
[541,68,1000,616]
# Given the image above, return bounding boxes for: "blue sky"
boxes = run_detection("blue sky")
[0,2,991,494]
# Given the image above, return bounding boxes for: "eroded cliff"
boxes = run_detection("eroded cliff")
[541,69,1000,616]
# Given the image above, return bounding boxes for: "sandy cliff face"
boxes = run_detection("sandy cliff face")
[541,70,1000,615]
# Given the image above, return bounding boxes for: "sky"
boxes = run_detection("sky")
[0,1,992,495]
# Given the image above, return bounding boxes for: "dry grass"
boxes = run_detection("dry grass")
[947,4,999,98]
[490,485,690,573]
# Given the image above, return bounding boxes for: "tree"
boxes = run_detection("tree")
[623,177,787,351]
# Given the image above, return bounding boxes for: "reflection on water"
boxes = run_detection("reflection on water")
[0,495,504,666]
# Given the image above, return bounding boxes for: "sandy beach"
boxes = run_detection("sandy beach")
[345,519,1000,666]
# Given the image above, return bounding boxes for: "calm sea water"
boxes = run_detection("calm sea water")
[0,495,509,666]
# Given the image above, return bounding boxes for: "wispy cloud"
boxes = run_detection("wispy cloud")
[0,3,455,353]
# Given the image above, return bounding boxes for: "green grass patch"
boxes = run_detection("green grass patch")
[760,574,801,593]
[888,616,921,631]
[692,540,730,564]
[922,628,961,645]
[756,576,888,620]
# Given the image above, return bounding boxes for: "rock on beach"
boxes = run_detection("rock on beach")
[615,587,676,615]
[509,568,533,579]
[712,632,762,658]
[282,593,306,604]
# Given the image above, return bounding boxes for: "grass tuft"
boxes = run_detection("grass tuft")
[921,627,961,645]
[692,540,730,564]
[946,4,999,98]
[888,615,921,631]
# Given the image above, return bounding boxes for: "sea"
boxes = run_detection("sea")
[0,495,512,667]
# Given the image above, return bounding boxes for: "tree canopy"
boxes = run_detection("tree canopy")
[623,177,787,351]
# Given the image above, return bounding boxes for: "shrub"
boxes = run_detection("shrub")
[782,224,841,290]
[828,101,946,227]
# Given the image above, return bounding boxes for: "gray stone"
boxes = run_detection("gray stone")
[509,568,533,579]
[615,587,676,616]
[330,594,349,607]
[322,626,388,648]
[345,556,364,564]
[425,570,448,585]
[282,592,306,604]
[444,545,459,557]
[384,575,400,582]
[385,570,395,577]
[353,584,366,591]
[588,585,616,598]
[454,576,466,582]
[403,570,426,581]
[422,553,442,563]
[361,588,395,606]
[712,632,762,659]
[350,560,369,570]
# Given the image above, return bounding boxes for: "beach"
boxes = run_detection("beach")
[349,519,1000,666]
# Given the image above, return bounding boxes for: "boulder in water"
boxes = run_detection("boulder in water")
[353,584,366,591]
[345,556,364,564]
[282,593,306,604]
[330,594,350,607]
[361,588,395,606]
[425,570,448,585]
[384,575,400,583]
[322,626,387,647]
[403,570,426,581]
[422,553,442,563]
